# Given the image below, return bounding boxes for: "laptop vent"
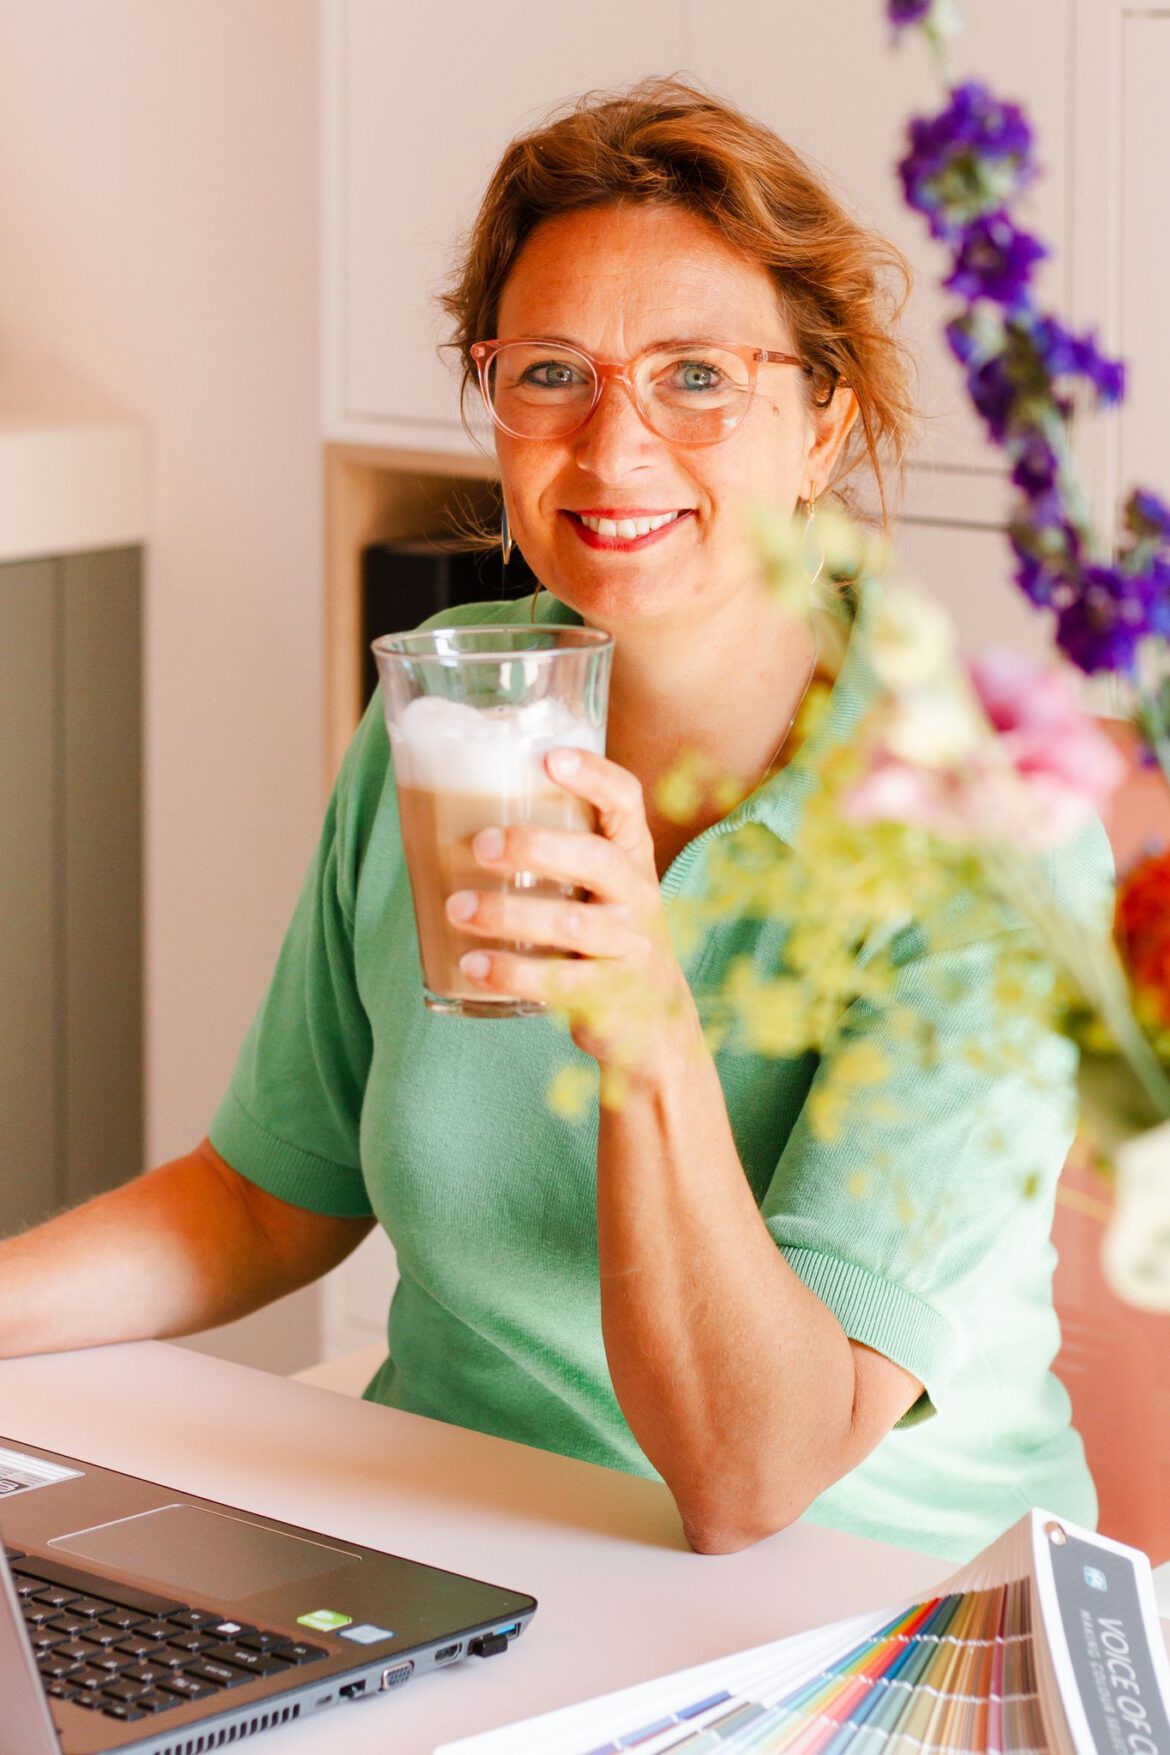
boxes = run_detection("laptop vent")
[154,1703,300,1755]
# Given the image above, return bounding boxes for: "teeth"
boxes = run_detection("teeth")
[578,511,682,539]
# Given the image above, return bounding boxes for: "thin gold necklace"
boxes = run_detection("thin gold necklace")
[757,628,821,790]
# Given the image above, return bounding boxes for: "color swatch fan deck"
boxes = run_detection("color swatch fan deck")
[436,1511,1170,1755]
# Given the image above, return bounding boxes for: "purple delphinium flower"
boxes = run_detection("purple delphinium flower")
[1126,489,1170,544]
[1010,430,1061,497]
[898,82,1036,242]
[943,212,1047,306]
[1031,316,1125,405]
[893,12,1169,690]
[1055,565,1151,675]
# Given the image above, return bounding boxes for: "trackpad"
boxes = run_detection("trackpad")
[51,1505,360,1603]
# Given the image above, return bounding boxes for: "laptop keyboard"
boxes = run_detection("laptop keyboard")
[5,1545,328,1726]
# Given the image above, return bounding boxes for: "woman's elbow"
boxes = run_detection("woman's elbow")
[680,1500,798,1555]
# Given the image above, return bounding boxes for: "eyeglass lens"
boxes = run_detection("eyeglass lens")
[484,343,755,443]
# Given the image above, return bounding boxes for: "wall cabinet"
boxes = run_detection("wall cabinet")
[0,548,142,1237]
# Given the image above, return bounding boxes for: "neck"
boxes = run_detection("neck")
[599,590,822,873]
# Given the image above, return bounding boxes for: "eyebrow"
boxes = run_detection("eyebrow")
[505,334,744,352]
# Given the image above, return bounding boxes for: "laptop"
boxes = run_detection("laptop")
[0,1435,537,1754]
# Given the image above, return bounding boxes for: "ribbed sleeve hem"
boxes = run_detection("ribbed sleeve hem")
[777,1245,958,1429]
[209,1093,374,1219]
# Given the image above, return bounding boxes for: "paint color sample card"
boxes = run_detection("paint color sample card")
[437,1511,1170,1755]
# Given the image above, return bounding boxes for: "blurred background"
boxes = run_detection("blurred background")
[1,0,1166,1546]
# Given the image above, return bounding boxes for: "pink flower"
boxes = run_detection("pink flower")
[968,651,1125,806]
[846,650,1126,851]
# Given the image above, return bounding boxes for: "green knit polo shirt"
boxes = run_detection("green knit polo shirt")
[210,585,1110,1561]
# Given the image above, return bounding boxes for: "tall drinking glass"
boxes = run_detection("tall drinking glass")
[372,625,613,1017]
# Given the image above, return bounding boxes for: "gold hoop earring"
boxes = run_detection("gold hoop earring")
[802,487,825,587]
[500,502,514,567]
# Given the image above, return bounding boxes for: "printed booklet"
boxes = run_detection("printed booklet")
[436,1510,1170,1754]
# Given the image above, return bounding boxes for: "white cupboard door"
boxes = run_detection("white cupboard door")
[685,0,1072,488]
[332,0,688,448]
[1117,13,1170,517]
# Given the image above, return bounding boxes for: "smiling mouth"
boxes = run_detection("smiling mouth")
[564,508,693,549]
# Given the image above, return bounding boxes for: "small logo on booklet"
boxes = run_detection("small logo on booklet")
[297,1609,353,1632]
[1083,1565,1108,1592]
[340,1623,396,1645]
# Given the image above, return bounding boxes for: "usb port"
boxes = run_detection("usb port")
[380,1661,415,1690]
[434,1642,462,1663]
[496,1622,520,1639]
[340,1679,367,1699]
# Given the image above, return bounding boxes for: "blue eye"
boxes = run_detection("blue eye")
[519,359,588,389]
[675,360,724,392]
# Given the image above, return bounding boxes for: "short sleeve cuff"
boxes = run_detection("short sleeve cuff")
[209,1092,374,1219]
[777,1244,958,1429]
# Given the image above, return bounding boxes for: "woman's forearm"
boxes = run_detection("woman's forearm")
[596,1031,881,1553]
[0,1143,368,1360]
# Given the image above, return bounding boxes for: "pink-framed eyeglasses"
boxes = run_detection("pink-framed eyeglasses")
[469,337,812,447]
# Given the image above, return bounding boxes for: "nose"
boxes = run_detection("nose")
[571,372,659,480]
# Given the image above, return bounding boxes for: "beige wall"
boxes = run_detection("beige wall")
[0,0,325,1369]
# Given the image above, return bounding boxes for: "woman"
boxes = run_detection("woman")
[0,80,1106,1561]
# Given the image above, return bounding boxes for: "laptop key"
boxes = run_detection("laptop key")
[136,1690,180,1714]
[91,1649,129,1672]
[31,1583,82,1609]
[235,1631,293,1654]
[99,1606,150,1631]
[38,1652,82,1680]
[56,1640,96,1664]
[124,1662,173,1687]
[274,1640,328,1666]
[85,1622,127,1646]
[46,1612,93,1637]
[168,1629,218,1655]
[46,1681,83,1702]
[116,1633,164,1660]
[75,1666,115,1691]
[209,1646,293,1679]
[167,1608,219,1630]
[68,1690,107,1710]
[29,1625,66,1649]
[185,1658,251,1689]
[210,1619,257,1641]
[159,1673,218,1702]
[102,1702,147,1722]
[103,1678,148,1703]
[136,1618,175,1641]
[70,1596,116,1619]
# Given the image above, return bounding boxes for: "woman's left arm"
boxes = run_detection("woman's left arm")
[448,747,922,1553]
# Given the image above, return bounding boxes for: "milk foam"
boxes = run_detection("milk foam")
[388,694,603,794]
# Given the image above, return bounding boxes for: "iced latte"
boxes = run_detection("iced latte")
[372,626,613,1017]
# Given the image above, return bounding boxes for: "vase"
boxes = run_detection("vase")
[1101,1118,1170,1312]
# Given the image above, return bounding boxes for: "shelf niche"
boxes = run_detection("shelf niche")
[325,441,500,784]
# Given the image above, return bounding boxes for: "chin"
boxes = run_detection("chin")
[550,572,693,629]
[544,547,708,627]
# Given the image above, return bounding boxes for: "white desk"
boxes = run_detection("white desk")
[0,1343,966,1752]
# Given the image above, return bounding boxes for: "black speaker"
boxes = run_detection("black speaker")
[362,538,539,704]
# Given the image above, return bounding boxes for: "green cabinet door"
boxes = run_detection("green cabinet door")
[0,548,143,1235]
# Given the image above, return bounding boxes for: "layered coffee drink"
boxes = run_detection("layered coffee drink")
[390,694,603,1014]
